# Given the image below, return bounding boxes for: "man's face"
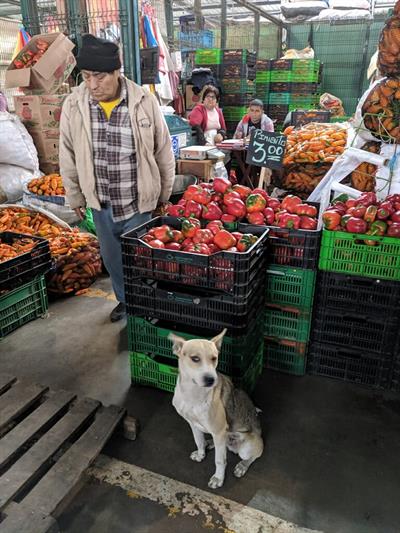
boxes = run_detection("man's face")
[81,70,120,101]
[248,105,263,123]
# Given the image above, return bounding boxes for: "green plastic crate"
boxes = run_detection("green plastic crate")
[256,71,271,83]
[266,266,316,310]
[264,305,311,343]
[221,78,256,94]
[330,116,351,123]
[195,48,222,65]
[270,71,292,82]
[264,338,307,376]
[0,276,48,338]
[291,72,319,83]
[288,102,319,112]
[223,105,248,121]
[291,59,320,72]
[268,93,291,105]
[130,342,264,394]
[319,229,400,281]
[128,315,264,375]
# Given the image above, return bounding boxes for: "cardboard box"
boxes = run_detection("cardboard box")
[5,33,76,94]
[177,159,213,181]
[14,94,66,132]
[30,129,60,164]
[185,85,205,111]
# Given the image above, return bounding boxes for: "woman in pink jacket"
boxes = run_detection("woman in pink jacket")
[189,85,226,145]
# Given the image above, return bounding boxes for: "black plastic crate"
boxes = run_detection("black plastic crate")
[268,104,289,119]
[307,342,393,390]
[0,232,51,292]
[223,49,256,66]
[271,58,292,71]
[315,271,400,318]
[125,277,265,331]
[140,47,160,84]
[266,226,321,270]
[122,216,269,296]
[221,93,255,106]
[311,308,399,355]
[390,356,400,392]
[270,82,291,93]
[197,63,221,77]
[221,64,256,80]
[291,82,319,94]
[256,59,270,70]
[291,110,330,127]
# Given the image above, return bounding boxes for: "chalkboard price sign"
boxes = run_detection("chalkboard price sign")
[246,130,287,170]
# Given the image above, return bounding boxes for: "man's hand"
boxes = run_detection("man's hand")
[74,207,85,220]
[214,133,223,144]
[153,202,170,217]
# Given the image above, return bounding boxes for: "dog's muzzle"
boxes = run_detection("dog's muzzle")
[203,374,215,387]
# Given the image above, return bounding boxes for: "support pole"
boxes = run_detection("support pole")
[165,0,175,51]
[194,0,202,31]
[253,13,260,54]
[20,0,40,35]
[221,0,227,50]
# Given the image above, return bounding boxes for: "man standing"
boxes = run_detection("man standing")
[60,34,175,322]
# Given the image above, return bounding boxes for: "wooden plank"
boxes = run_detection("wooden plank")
[0,381,48,432]
[0,375,17,395]
[0,398,100,511]
[0,506,58,533]
[0,390,76,469]
[21,405,125,517]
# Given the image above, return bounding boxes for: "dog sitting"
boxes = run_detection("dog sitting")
[169,329,264,489]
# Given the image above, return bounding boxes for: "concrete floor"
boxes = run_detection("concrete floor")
[1,276,400,533]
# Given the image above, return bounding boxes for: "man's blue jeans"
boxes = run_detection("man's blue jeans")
[92,206,152,303]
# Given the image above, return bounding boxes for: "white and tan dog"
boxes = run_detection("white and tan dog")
[169,329,264,489]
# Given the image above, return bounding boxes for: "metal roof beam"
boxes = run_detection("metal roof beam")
[231,0,284,27]
[173,0,281,12]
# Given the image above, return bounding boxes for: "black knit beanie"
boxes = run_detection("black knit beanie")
[77,34,121,72]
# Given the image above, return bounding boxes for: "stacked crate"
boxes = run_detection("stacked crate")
[308,229,400,389]
[267,59,322,130]
[263,223,321,375]
[220,49,257,137]
[122,217,269,394]
[0,232,51,339]
[194,48,222,80]
[255,59,271,112]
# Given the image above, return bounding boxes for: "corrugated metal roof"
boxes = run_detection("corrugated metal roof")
[0,0,21,19]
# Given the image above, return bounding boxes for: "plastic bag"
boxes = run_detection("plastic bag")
[319,93,345,117]
[282,47,314,59]
[281,1,327,19]
[22,191,80,225]
[0,112,39,172]
[0,164,39,202]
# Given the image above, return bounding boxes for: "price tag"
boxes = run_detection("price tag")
[246,129,287,170]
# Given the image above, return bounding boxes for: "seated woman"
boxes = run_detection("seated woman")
[233,99,274,139]
[189,85,227,145]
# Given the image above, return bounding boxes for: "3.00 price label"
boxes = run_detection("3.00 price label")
[246,130,287,170]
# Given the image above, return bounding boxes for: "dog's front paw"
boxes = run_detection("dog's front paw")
[233,460,249,478]
[208,475,224,489]
[190,450,206,462]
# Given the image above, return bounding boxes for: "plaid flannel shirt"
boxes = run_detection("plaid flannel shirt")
[90,79,138,222]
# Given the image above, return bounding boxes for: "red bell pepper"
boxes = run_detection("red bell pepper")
[192,228,214,244]
[149,239,165,248]
[364,205,377,223]
[153,225,174,243]
[345,198,358,209]
[181,217,201,238]
[345,217,368,234]
[281,195,302,214]
[299,216,317,230]
[192,188,212,205]
[221,213,236,224]
[340,214,352,227]
[206,220,224,235]
[370,220,387,235]
[278,213,300,229]
[167,204,185,217]
[184,200,202,219]
[391,210,400,223]
[184,243,211,255]
[247,212,265,225]
[226,198,247,219]
[232,184,252,200]
[223,191,241,206]
[183,185,202,201]
[294,204,318,217]
[208,243,219,254]
[331,201,347,215]
[213,177,232,194]
[251,188,270,202]
[202,202,223,221]
[246,193,267,213]
[171,230,184,243]
[322,210,341,230]
[211,193,223,204]
[267,198,281,211]
[213,230,236,250]
[387,223,400,237]
[357,192,377,207]
[350,205,367,219]
[165,242,181,250]
[236,234,257,252]
[199,182,213,190]
[377,201,394,220]
[262,207,275,225]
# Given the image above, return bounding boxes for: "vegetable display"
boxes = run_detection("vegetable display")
[28,174,65,197]
[377,1,400,77]
[362,78,400,143]
[0,206,64,238]
[166,180,318,229]
[349,142,380,192]
[282,163,331,194]
[283,123,347,165]
[0,237,35,263]
[13,38,49,69]
[322,192,400,240]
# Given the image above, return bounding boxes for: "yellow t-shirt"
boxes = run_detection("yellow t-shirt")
[99,98,120,120]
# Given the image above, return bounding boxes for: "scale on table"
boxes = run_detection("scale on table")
[179,146,225,160]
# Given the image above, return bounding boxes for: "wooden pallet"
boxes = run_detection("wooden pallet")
[0,374,126,533]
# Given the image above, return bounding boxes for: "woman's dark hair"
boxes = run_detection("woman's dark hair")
[202,85,220,102]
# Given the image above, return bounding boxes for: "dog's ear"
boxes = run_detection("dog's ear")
[168,333,186,356]
[211,328,227,352]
